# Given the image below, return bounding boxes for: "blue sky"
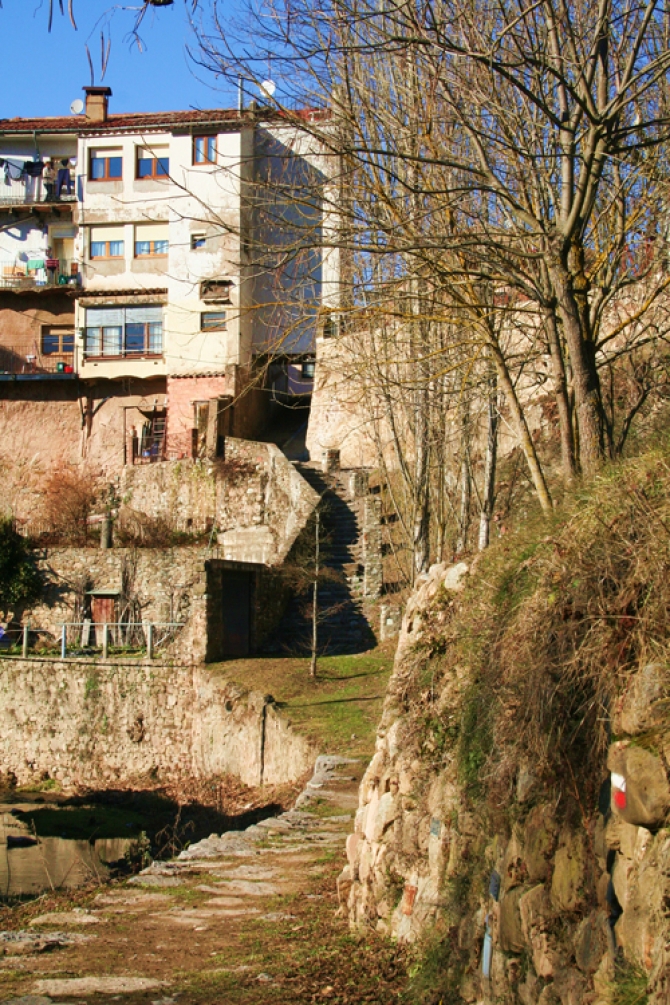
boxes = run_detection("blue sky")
[0,1,237,118]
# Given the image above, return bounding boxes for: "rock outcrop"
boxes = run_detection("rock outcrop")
[341,561,670,1004]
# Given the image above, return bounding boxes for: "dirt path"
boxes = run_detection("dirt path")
[1,758,405,1005]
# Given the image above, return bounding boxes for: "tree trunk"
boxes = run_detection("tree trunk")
[549,261,607,476]
[488,341,553,513]
[412,418,431,581]
[309,508,320,679]
[456,400,471,554]
[478,372,499,551]
[542,306,577,485]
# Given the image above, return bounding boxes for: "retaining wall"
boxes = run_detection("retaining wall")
[0,658,315,790]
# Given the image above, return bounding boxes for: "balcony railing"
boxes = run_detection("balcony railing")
[0,259,81,290]
[0,345,75,376]
[0,190,77,208]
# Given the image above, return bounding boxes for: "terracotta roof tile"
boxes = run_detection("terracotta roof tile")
[0,107,324,136]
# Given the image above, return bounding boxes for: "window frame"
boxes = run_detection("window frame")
[191,233,206,251]
[41,327,75,356]
[200,311,227,332]
[136,151,170,180]
[84,307,164,360]
[89,152,123,182]
[89,239,125,260]
[193,135,217,165]
[134,238,169,259]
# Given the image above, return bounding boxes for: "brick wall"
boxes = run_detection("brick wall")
[166,374,234,459]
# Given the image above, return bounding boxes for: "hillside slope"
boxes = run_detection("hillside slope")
[340,444,670,1004]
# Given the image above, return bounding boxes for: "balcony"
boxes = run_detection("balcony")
[0,259,81,292]
[0,191,77,210]
[0,345,75,378]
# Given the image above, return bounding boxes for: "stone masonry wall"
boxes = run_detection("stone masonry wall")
[119,438,318,567]
[0,659,315,790]
[341,562,670,1005]
[20,546,210,663]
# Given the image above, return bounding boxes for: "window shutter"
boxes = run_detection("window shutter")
[125,305,163,324]
[135,223,169,242]
[86,307,124,326]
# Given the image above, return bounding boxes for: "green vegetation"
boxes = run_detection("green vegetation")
[610,961,649,1005]
[0,517,40,610]
[212,647,395,757]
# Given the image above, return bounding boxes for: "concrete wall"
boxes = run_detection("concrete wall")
[0,659,315,789]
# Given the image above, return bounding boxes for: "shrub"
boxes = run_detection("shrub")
[0,518,41,609]
[42,466,98,544]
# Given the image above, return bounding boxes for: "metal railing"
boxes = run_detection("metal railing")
[0,189,77,208]
[0,622,184,660]
[0,345,75,376]
[0,259,81,290]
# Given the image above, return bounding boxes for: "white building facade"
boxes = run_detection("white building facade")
[0,87,326,463]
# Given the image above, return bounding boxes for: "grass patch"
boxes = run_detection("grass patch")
[211,646,395,757]
[610,960,649,1005]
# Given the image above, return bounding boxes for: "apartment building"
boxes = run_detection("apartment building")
[0,86,323,478]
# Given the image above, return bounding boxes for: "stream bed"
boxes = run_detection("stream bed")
[0,793,144,900]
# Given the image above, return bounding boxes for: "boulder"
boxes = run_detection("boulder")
[337,865,353,907]
[573,911,609,973]
[443,562,469,592]
[608,742,670,830]
[499,885,527,952]
[614,664,669,736]
[523,804,557,882]
[519,884,559,979]
[551,829,587,912]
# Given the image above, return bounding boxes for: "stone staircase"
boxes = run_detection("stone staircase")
[262,462,378,656]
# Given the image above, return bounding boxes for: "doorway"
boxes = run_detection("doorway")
[219,568,252,657]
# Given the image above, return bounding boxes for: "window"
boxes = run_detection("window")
[136,149,169,179]
[200,279,233,302]
[84,305,163,358]
[322,315,337,339]
[134,223,169,258]
[90,151,122,181]
[201,311,227,331]
[135,239,168,257]
[91,240,124,259]
[42,328,74,355]
[191,234,206,250]
[193,135,217,164]
[89,226,125,260]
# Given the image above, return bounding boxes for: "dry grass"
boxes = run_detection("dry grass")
[399,439,670,816]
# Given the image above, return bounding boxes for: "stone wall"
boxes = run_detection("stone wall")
[18,545,291,664]
[119,438,319,566]
[0,658,315,790]
[340,562,670,1005]
[20,545,210,663]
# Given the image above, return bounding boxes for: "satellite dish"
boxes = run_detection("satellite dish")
[70,99,84,115]
[260,79,276,98]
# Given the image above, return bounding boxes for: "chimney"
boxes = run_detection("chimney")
[83,86,112,123]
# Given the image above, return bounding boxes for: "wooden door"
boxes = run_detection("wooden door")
[91,596,115,645]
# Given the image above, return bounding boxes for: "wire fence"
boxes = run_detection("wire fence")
[0,621,184,659]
